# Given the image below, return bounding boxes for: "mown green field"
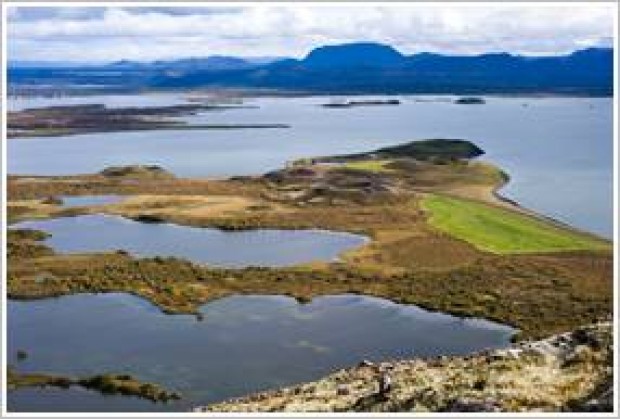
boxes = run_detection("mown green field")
[421,194,610,254]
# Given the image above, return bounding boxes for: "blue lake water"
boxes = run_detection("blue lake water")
[7,387,158,413]
[12,214,368,267]
[7,95,613,238]
[60,195,125,208]
[7,293,515,412]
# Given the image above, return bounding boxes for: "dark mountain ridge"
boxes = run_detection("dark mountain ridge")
[8,42,614,96]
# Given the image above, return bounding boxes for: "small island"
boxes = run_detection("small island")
[454,97,486,105]
[321,99,401,108]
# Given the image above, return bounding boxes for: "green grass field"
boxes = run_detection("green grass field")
[343,159,394,173]
[421,194,610,254]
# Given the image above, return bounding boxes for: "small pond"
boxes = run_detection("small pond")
[12,214,368,267]
[8,293,515,412]
[60,195,125,208]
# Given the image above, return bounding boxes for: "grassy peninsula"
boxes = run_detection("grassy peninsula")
[7,103,289,138]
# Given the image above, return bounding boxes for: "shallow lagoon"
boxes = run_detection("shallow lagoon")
[12,214,368,267]
[8,293,515,412]
[8,95,613,238]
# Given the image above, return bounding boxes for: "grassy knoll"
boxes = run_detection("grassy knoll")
[422,194,610,254]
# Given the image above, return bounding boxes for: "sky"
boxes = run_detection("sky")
[6,3,616,63]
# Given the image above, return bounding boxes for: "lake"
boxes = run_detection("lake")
[11,214,368,267]
[7,293,515,412]
[7,95,613,238]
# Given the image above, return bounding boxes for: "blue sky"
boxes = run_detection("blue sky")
[7,4,615,63]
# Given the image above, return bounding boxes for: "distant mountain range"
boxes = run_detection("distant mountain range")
[8,42,614,95]
[105,55,284,71]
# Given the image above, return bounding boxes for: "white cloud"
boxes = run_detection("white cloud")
[7,4,615,62]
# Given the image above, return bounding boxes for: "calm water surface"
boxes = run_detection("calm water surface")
[7,387,157,413]
[8,95,613,237]
[8,293,515,412]
[12,214,368,267]
[60,195,125,208]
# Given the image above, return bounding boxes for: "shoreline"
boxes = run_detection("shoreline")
[7,88,614,100]
[457,173,610,243]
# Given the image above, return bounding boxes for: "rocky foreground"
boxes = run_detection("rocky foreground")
[202,321,613,413]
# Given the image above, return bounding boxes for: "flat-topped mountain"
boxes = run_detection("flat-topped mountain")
[303,42,405,68]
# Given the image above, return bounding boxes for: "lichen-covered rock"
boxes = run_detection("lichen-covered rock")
[203,321,612,413]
